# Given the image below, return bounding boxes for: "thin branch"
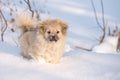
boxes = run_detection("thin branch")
[0,9,8,41]
[115,24,119,34]
[101,0,105,29]
[99,30,105,43]
[76,46,92,51]
[91,0,103,30]
[117,32,120,52]
[108,27,111,36]
[99,0,106,43]
[32,0,41,20]
[91,0,106,43]
[24,0,34,17]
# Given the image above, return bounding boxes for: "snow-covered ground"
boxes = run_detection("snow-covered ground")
[0,0,120,80]
[0,32,120,80]
[93,36,118,54]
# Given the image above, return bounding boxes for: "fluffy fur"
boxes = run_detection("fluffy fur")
[16,14,68,64]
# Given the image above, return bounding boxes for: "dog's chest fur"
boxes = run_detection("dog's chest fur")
[31,34,65,60]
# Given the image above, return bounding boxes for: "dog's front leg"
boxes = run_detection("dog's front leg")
[28,45,39,60]
[48,54,61,64]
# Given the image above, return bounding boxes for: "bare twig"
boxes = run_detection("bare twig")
[117,32,120,52]
[109,24,119,36]
[100,0,106,43]
[115,24,119,35]
[101,0,105,29]
[0,9,8,41]
[108,27,111,36]
[91,0,103,30]
[24,0,34,17]
[91,0,106,43]
[76,46,92,51]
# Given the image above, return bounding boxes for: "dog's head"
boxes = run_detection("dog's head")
[38,19,68,42]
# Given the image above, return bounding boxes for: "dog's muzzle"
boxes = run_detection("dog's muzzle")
[49,35,59,42]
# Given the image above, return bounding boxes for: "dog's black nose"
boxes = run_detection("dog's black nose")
[49,35,59,42]
[52,36,55,39]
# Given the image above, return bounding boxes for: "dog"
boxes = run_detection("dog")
[16,14,68,64]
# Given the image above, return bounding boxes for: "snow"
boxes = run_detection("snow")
[93,37,118,54]
[0,0,120,80]
[0,40,120,80]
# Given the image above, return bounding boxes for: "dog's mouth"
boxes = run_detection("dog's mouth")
[48,35,59,42]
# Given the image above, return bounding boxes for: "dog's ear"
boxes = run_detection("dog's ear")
[37,21,45,34]
[62,23,68,35]
[57,19,68,35]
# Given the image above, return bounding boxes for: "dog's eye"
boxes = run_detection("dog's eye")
[57,31,59,34]
[47,31,51,34]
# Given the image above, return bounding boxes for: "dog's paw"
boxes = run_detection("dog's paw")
[37,58,46,63]
[48,59,60,64]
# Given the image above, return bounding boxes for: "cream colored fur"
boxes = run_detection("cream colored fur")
[16,14,68,64]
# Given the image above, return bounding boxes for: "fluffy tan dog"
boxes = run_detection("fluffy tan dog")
[16,14,68,64]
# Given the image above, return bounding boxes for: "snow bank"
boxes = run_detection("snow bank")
[93,36,118,54]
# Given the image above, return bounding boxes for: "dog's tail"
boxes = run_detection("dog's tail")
[15,13,37,34]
